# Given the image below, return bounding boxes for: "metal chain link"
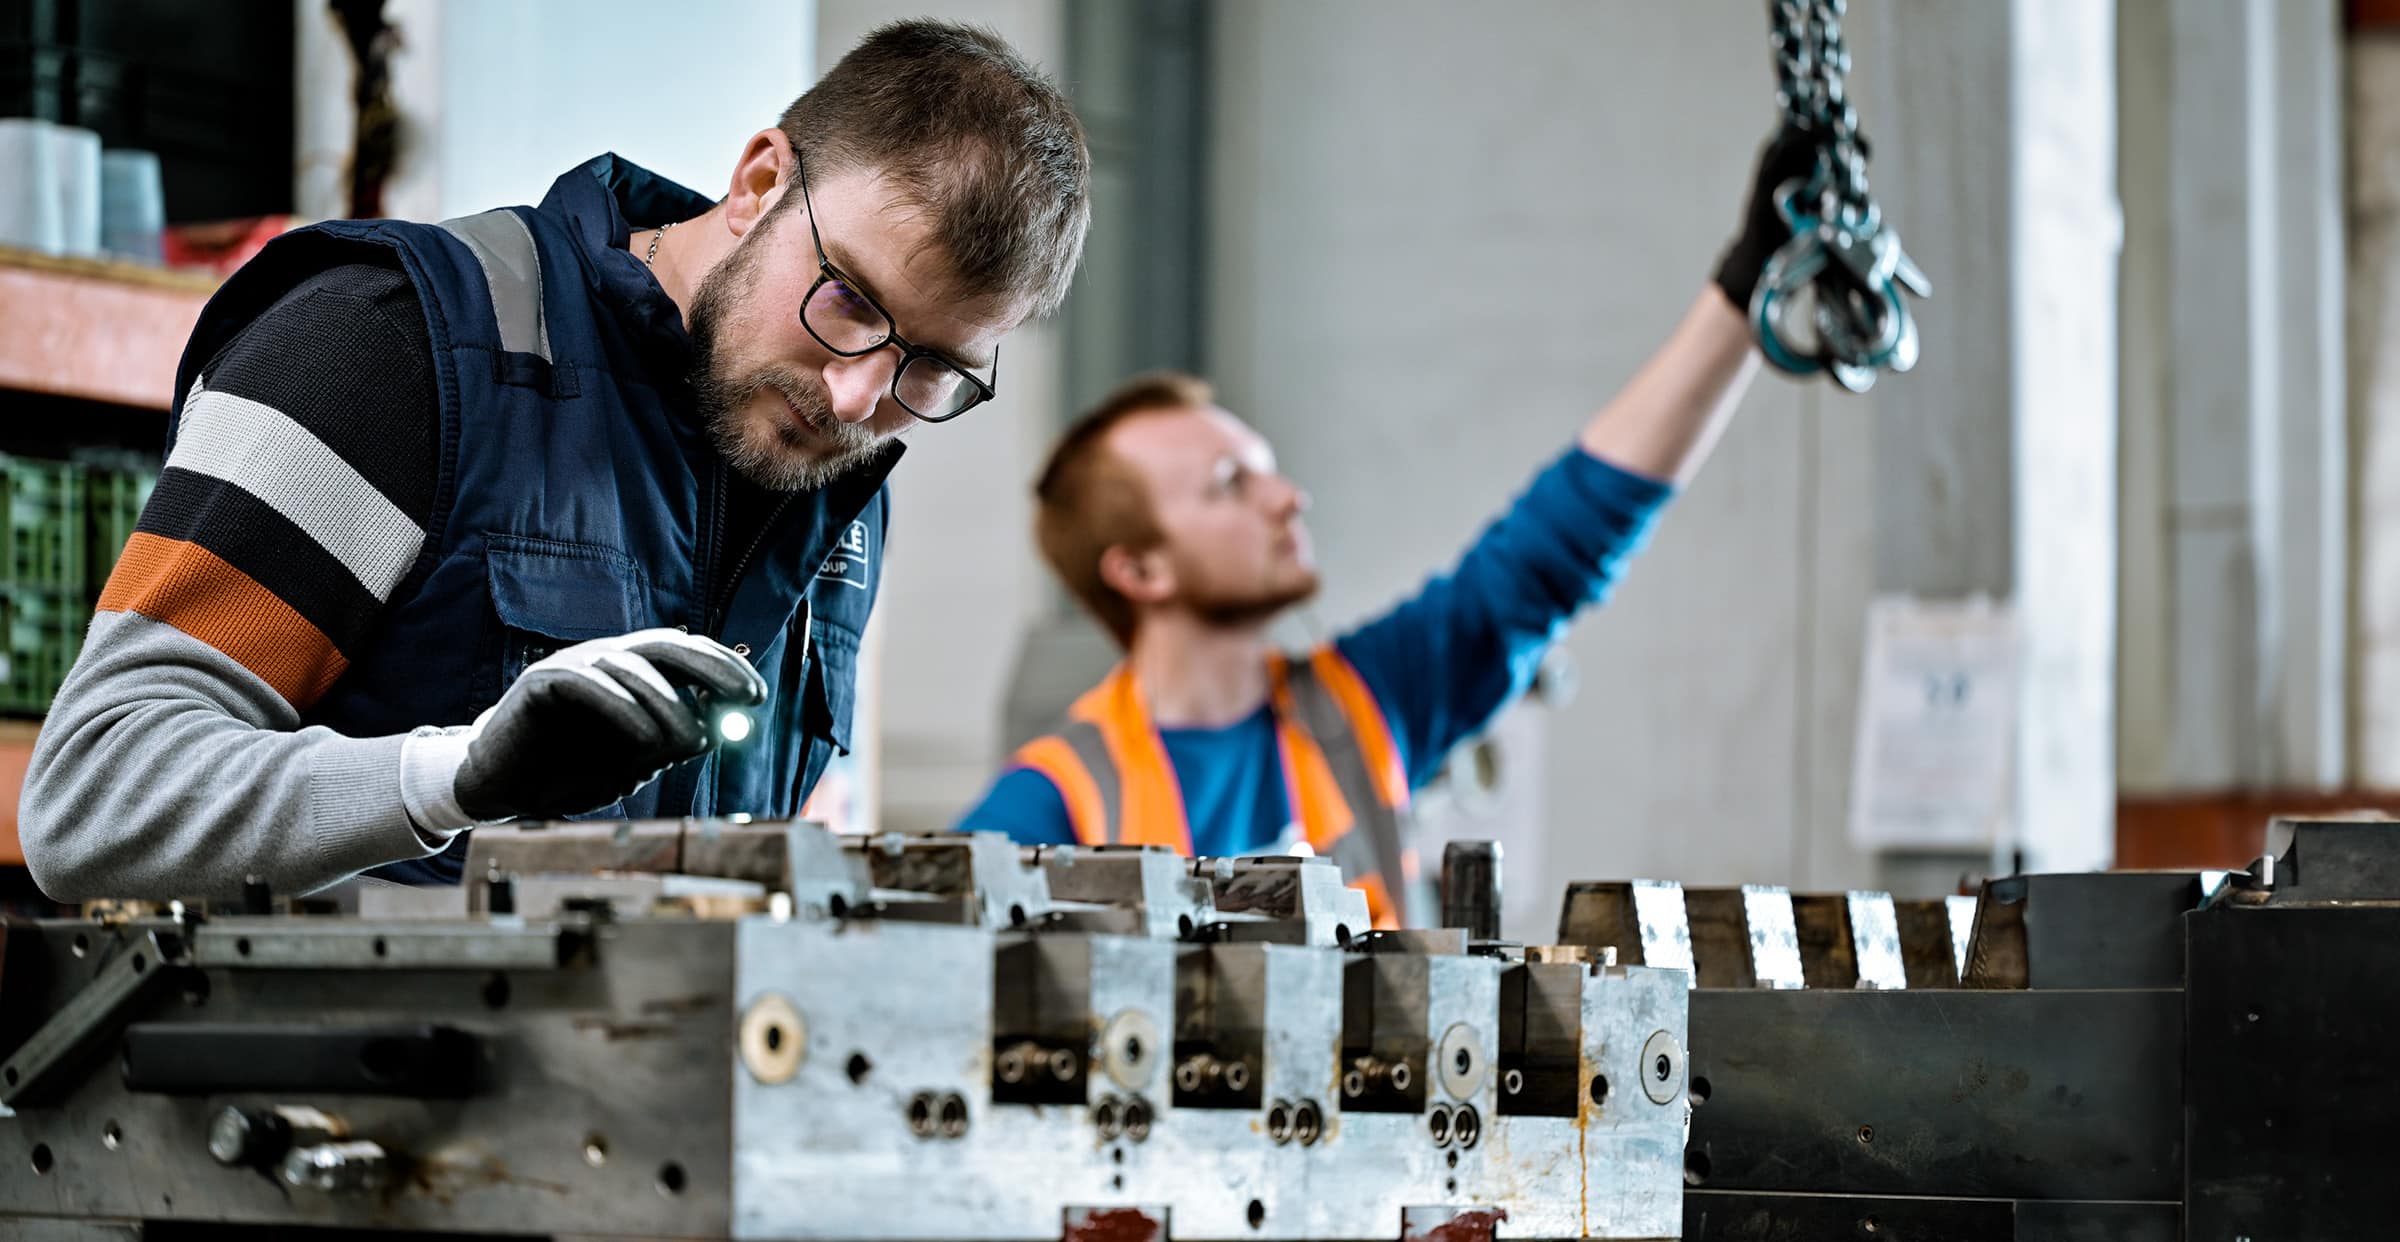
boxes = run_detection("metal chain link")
[1751,0,1930,393]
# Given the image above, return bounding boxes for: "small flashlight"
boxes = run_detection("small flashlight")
[718,710,755,744]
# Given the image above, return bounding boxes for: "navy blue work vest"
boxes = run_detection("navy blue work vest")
[165,155,897,883]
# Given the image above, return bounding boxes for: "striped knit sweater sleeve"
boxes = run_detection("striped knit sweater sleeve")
[21,260,454,901]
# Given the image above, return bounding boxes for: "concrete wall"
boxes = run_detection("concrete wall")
[1195,0,2125,925]
[300,2,2152,922]
[814,0,1072,835]
[1205,0,1877,932]
[283,1,2389,909]
[299,0,818,222]
[431,1,817,217]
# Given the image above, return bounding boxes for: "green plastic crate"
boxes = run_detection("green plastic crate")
[85,463,158,589]
[1,455,90,597]
[0,586,88,716]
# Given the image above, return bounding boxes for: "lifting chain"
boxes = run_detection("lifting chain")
[1752,0,1931,393]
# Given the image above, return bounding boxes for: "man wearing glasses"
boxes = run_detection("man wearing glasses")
[21,21,1089,900]
[957,130,1816,928]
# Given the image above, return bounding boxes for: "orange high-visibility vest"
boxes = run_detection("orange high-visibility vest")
[1007,644,1428,928]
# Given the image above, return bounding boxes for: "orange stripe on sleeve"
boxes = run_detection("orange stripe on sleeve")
[97,531,351,709]
[1009,737,1109,845]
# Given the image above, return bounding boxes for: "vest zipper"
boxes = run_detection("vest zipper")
[695,464,728,634]
[698,490,796,818]
[710,491,795,635]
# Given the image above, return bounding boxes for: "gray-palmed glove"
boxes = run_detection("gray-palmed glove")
[400,628,768,833]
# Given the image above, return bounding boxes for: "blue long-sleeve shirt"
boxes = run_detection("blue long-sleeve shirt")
[955,446,1674,852]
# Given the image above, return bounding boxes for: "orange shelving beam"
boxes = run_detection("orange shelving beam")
[0,246,216,412]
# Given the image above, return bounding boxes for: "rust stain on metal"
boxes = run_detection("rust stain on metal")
[570,1015,679,1041]
[1469,1129,1570,1214]
[1401,1206,1508,1242]
[399,1148,573,1210]
[1577,1120,1588,1234]
[1063,1206,1164,1242]
[639,992,718,1017]
[1575,1062,1594,1234]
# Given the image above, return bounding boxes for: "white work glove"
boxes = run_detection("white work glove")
[400,628,768,833]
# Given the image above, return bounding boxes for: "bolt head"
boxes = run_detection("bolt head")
[207,1109,253,1166]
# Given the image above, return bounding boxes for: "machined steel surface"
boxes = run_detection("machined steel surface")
[1962,872,2200,990]
[0,832,1688,1241]
[1,927,189,1110]
[1556,880,1693,975]
[2180,819,2400,1240]
[1,916,739,1236]
[1787,893,1904,991]
[1680,867,2204,1240]
[1676,828,2400,1239]
[1678,888,1802,991]
[727,915,1687,1241]
[24,818,2395,1242]
[1684,1192,2179,1242]
[1684,988,2184,1202]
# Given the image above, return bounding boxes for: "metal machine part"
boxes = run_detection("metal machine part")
[0,927,189,1110]
[2181,819,2400,1240]
[24,815,2387,1241]
[1677,818,2399,1240]
[1678,887,1803,990]
[1787,891,1904,990]
[1194,855,1373,948]
[1890,896,1964,988]
[1556,879,1695,975]
[0,827,1689,1241]
[1029,844,1218,941]
[1438,840,1503,942]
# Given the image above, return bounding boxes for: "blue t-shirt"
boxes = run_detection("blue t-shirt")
[955,446,1674,851]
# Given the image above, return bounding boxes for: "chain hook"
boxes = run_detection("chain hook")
[1748,0,1930,392]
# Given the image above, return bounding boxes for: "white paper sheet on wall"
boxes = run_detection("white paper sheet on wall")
[1849,596,2019,852]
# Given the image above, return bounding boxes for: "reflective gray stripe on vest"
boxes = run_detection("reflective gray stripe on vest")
[438,209,552,361]
[1054,718,1125,843]
[1282,659,1429,926]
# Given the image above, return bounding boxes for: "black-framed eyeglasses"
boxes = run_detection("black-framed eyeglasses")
[792,152,998,423]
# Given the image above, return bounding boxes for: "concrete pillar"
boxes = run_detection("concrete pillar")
[1855,0,2120,886]
[2352,32,2400,783]
[2272,0,2348,791]
[2118,0,2347,795]
[2012,0,2124,875]
[1197,0,2120,907]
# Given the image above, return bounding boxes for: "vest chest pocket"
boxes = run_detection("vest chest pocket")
[728,603,857,820]
[804,614,860,757]
[484,536,649,699]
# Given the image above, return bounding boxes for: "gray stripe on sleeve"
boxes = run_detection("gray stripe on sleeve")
[21,610,454,902]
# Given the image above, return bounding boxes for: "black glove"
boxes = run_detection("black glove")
[442,629,768,823]
[1712,123,1830,311]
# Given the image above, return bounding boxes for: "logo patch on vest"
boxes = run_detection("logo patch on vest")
[815,520,871,591]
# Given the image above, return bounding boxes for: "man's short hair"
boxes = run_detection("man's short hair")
[782,20,1090,315]
[1034,371,1217,645]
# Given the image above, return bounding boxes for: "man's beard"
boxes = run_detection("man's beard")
[687,213,885,491]
[1188,570,1321,629]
